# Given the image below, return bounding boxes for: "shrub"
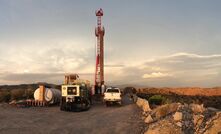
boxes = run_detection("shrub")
[0,90,11,102]
[0,88,35,102]
[10,89,25,100]
[25,88,35,99]
[148,95,167,105]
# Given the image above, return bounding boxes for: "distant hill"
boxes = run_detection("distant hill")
[110,84,148,89]
[0,83,60,91]
[0,83,61,102]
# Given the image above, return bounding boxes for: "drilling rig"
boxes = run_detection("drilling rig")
[95,8,105,95]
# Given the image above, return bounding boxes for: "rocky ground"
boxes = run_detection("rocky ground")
[137,87,221,96]
[135,96,221,134]
[137,88,221,109]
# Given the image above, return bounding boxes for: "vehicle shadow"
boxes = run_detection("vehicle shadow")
[106,94,134,108]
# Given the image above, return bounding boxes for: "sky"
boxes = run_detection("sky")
[0,0,221,87]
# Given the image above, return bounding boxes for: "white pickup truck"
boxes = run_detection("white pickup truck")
[103,87,122,106]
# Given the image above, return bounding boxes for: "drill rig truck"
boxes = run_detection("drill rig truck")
[60,74,92,111]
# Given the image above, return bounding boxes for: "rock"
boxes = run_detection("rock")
[142,111,149,117]
[145,121,182,134]
[142,99,151,112]
[193,114,204,126]
[184,121,190,127]
[142,111,146,115]
[133,95,138,102]
[190,104,205,114]
[145,115,154,124]
[207,107,219,112]
[153,103,180,119]
[204,112,221,134]
[142,116,146,120]
[173,112,182,121]
[176,122,182,127]
[136,97,144,108]
[136,97,151,112]
[145,129,159,134]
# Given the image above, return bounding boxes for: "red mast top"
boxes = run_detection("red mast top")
[96,8,103,16]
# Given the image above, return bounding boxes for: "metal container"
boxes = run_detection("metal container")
[34,88,61,104]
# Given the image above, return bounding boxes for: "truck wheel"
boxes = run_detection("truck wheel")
[60,104,64,111]
[81,99,91,111]
[85,99,91,110]
[60,98,66,111]
[60,102,65,111]
[105,101,109,107]
[60,106,66,111]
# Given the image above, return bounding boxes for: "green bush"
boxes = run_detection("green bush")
[148,95,167,105]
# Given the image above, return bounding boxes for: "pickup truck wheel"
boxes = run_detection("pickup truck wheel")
[119,101,122,106]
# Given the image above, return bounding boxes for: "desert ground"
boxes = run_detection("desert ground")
[0,95,144,134]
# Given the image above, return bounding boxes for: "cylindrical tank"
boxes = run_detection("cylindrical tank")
[34,88,61,104]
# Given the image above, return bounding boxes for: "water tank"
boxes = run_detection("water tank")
[34,88,61,104]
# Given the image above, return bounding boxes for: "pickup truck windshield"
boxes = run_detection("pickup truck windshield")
[106,89,119,93]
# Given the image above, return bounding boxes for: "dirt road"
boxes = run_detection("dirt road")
[0,96,144,134]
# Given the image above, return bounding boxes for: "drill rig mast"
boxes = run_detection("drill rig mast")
[95,8,105,95]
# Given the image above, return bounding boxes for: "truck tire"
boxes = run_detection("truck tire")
[60,104,64,111]
[60,97,67,111]
[105,101,109,107]
[85,99,91,110]
[81,99,91,111]
[119,100,122,106]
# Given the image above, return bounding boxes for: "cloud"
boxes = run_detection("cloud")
[1,52,221,87]
[109,52,221,87]
[0,39,95,74]
[142,72,172,79]
[144,52,221,71]
[168,53,221,59]
[104,64,125,68]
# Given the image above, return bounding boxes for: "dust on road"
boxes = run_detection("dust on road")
[0,96,144,134]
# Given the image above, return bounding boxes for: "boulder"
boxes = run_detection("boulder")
[190,104,205,114]
[173,112,182,121]
[204,112,221,134]
[142,99,151,112]
[136,97,151,112]
[145,115,154,124]
[153,103,180,119]
[132,94,138,102]
[136,97,144,108]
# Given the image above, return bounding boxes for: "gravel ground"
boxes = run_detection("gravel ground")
[0,95,144,134]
